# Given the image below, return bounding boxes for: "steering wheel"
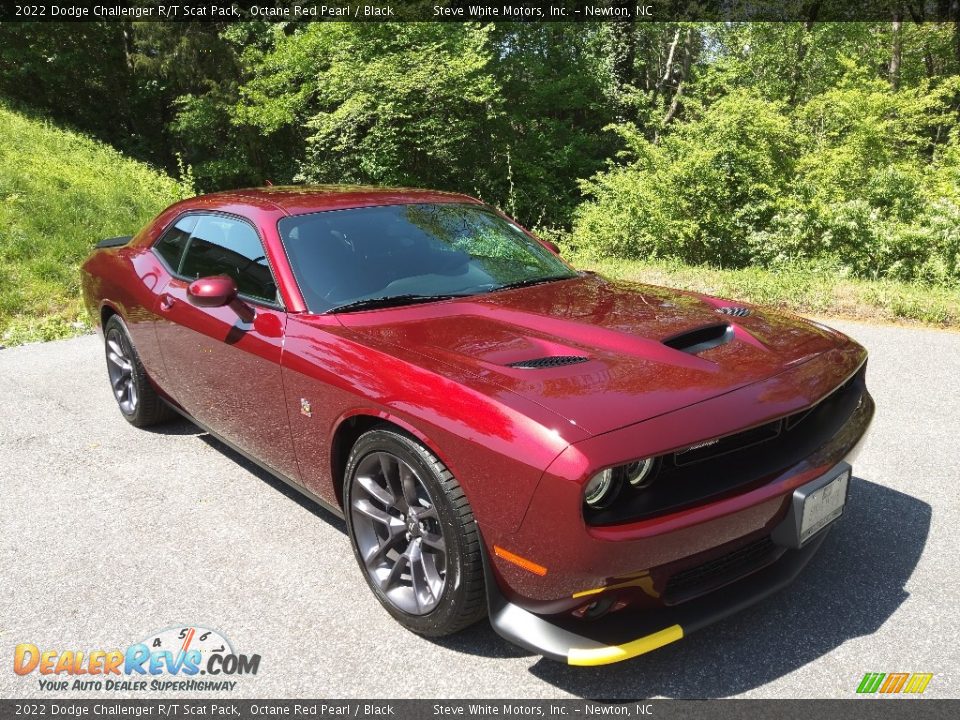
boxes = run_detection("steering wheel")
[236,255,267,276]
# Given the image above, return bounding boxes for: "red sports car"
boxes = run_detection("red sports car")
[81,186,873,666]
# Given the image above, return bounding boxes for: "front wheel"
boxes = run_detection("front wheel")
[344,428,486,636]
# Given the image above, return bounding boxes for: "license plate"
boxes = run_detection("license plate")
[799,468,849,544]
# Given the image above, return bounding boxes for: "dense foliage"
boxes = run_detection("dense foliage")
[3,20,960,285]
[576,54,960,285]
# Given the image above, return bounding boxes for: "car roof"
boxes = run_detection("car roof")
[199,185,483,216]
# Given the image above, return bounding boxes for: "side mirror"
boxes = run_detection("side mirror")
[542,239,561,255]
[187,276,238,308]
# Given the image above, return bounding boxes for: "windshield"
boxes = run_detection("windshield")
[278,203,576,313]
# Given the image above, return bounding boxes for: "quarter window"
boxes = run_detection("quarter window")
[179,215,279,304]
[153,215,197,272]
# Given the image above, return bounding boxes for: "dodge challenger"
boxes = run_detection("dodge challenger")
[81,186,874,666]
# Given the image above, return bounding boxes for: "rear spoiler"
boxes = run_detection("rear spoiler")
[96,235,133,249]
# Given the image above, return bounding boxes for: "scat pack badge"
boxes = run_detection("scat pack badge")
[12,625,260,692]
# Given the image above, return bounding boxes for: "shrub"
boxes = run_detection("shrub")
[572,70,960,288]
[575,89,796,266]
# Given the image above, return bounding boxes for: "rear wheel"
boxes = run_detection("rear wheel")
[344,428,486,636]
[103,315,173,427]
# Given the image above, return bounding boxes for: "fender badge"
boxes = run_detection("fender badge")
[300,398,312,417]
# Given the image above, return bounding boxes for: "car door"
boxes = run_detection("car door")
[152,212,300,483]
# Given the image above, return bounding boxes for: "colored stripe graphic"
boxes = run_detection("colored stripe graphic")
[856,672,933,694]
[857,673,885,693]
[880,673,909,693]
[903,673,934,694]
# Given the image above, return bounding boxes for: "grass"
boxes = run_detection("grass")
[0,103,189,346]
[567,253,960,329]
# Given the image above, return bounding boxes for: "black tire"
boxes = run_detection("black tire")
[103,314,174,428]
[343,427,486,636]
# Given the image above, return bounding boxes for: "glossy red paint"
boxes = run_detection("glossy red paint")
[334,274,849,436]
[80,186,873,632]
[187,275,238,307]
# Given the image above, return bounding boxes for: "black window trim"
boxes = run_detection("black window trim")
[151,210,286,311]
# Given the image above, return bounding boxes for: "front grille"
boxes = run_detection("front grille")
[674,369,861,467]
[508,355,588,369]
[664,536,780,605]
[585,363,868,526]
[675,419,782,466]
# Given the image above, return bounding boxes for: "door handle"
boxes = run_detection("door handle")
[159,293,175,311]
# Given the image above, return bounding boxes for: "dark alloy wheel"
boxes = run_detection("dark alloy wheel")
[105,324,138,415]
[102,315,174,427]
[351,450,448,614]
[344,428,486,636]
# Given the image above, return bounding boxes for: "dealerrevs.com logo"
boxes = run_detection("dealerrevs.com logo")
[13,626,260,692]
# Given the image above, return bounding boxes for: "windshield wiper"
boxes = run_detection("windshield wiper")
[324,293,471,314]
[488,275,575,293]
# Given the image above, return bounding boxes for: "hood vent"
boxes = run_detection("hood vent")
[508,355,589,370]
[716,306,751,317]
[663,323,734,355]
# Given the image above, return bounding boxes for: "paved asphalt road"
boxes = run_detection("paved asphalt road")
[0,319,957,700]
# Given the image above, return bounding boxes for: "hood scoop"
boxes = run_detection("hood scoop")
[663,323,734,355]
[716,306,751,317]
[507,355,589,370]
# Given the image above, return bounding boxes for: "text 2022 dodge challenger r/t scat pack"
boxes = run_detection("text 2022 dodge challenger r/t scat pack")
[81,186,874,666]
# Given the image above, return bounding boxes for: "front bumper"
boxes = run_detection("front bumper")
[482,378,874,664]
[485,498,834,666]
[488,381,873,614]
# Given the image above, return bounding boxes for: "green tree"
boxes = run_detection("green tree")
[295,23,503,202]
[485,23,615,223]
[0,23,134,150]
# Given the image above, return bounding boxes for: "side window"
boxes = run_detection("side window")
[180,215,279,304]
[153,215,198,272]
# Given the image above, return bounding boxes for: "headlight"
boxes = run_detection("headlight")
[584,458,659,509]
[623,457,655,488]
[584,468,619,508]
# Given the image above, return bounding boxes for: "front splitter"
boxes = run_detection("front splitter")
[484,528,830,666]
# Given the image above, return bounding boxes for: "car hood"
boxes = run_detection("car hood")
[336,274,852,436]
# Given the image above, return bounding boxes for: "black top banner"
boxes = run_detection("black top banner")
[0,0,957,23]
